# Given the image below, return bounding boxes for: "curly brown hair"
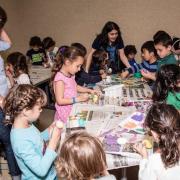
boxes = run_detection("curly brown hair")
[4,84,47,125]
[145,103,180,168]
[56,131,107,180]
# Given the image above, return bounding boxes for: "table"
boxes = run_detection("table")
[29,66,51,86]
[29,66,53,108]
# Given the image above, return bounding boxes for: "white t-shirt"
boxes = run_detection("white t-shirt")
[139,153,180,180]
[16,73,31,85]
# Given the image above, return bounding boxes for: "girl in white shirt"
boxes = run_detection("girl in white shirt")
[134,103,180,180]
[6,52,31,87]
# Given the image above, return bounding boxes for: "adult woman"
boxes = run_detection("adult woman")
[85,21,130,73]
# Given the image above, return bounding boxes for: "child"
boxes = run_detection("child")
[89,50,108,75]
[134,103,180,180]
[42,37,58,67]
[4,84,61,180]
[6,52,31,88]
[124,45,137,67]
[26,36,47,66]
[152,64,180,110]
[52,46,99,123]
[71,43,106,86]
[141,31,177,80]
[0,6,21,180]
[86,21,130,73]
[121,41,158,80]
[56,131,116,180]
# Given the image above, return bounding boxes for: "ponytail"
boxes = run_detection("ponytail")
[159,128,180,168]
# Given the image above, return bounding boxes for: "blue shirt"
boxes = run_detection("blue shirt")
[0,40,11,97]
[128,58,137,67]
[11,124,57,180]
[127,60,158,74]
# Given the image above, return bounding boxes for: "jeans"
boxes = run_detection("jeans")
[0,108,21,176]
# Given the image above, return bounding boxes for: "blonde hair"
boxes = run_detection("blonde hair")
[56,131,107,180]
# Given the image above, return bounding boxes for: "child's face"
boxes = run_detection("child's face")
[141,49,152,61]
[155,44,171,58]
[67,56,84,75]
[25,103,42,123]
[128,53,135,60]
[108,29,118,43]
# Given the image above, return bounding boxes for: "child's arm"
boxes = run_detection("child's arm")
[141,70,156,81]
[54,81,74,105]
[54,81,89,104]
[77,85,101,95]
[16,127,60,177]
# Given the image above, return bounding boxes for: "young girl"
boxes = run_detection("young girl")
[56,131,116,180]
[134,103,180,180]
[52,46,99,123]
[4,84,61,180]
[6,52,31,88]
[85,21,130,73]
[152,64,180,110]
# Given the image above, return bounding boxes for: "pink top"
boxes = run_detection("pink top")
[54,72,77,123]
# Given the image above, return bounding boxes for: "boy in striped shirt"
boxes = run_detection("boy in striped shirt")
[121,41,158,79]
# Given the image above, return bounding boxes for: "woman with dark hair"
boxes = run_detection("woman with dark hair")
[85,21,130,73]
[134,103,180,180]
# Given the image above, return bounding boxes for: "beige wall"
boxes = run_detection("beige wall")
[1,0,180,59]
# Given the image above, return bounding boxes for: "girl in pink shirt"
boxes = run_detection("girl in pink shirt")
[52,46,97,123]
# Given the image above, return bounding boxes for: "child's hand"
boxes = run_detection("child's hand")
[89,89,102,95]
[77,93,89,102]
[99,69,105,75]
[133,142,148,159]
[140,70,154,80]
[5,66,13,78]
[48,126,61,150]
[121,71,129,78]
[101,73,107,79]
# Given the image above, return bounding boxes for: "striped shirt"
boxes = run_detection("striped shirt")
[127,60,157,74]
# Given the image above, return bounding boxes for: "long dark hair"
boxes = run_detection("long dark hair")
[152,64,180,102]
[145,103,180,168]
[7,52,29,78]
[95,21,123,48]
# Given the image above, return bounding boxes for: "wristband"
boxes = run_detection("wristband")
[72,97,76,104]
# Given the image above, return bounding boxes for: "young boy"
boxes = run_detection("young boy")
[124,45,137,67]
[26,36,47,65]
[121,41,158,80]
[72,43,107,86]
[141,31,177,80]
